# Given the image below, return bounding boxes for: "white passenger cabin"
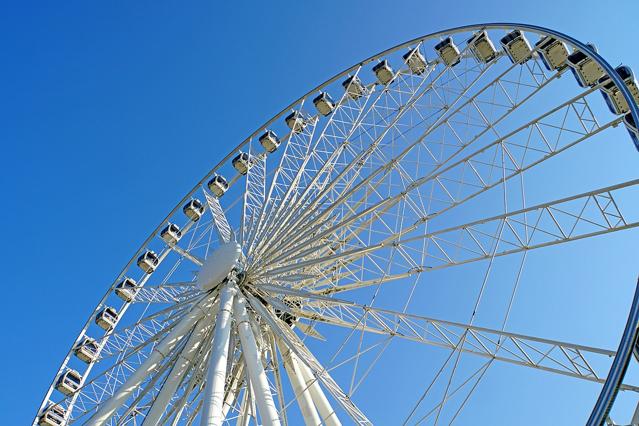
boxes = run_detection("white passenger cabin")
[434,37,461,67]
[535,36,569,71]
[259,130,281,152]
[115,277,138,302]
[95,306,118,330]
[566,44,605,87]
[137,250,159,274]
[342,75,365,100]
[207,174,228,197]
[500,30,532,64]
[183,199,204,221]
[372,60,394,85]
[313,92,335,116]
[74,337,99,363]
[467,31,497,63]
[599,66,639,115]
[232,152,251,175]
[403,47,427,74]
[56,369,82,396]
[38,405,66,426]
[285,111,306,133]
[161,223,182,245]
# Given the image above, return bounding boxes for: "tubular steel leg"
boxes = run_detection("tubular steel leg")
[297,358,341,426]
[233,291,282,426]
[143,315,213,426]
[279,341,321,426]
[200,284,237,426]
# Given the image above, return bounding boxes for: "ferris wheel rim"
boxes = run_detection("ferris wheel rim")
[90,22,639,312]
[124,21,639,293]
[34,21,639,425]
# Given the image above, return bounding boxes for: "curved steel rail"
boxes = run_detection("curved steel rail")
[587,277,639,426]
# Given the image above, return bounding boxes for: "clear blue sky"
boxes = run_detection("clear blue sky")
[3,0,639,424]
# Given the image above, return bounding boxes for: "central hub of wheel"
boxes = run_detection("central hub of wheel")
[196,241,242,291]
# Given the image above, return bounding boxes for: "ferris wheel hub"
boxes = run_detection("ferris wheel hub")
[196,241,242,291]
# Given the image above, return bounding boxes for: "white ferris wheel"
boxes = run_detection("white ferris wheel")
[34,23,639,426]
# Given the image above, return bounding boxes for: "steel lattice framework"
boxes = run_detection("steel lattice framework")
[34,23,639,426]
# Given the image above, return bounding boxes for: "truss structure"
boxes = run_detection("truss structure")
[34,23,639,426]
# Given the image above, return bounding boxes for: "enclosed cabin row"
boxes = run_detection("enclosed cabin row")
[67,281,137,366]
[498,29,600,88]
[38,359,89,422]
[214,33,482,185]
[305,37,442,121]
[501,30,572,67]
[599,65,639,146]
[547,36,637,146]
[213,129,283,182]
[193,30,639,229]
[64,280,138,365]
[497,30,639,146]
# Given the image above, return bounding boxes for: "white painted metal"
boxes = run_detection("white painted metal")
[233,291,282,426]
[296,358,341,426]
[221,361,245,420]
[142,315,213,426]
[237,382,256,426]
[196,242,241,292]
[200,283,237,426]
[85,295,213,426]
[204,189,233,243]
[279,341,322,426]
[34,23,639,426]
[249,294,370,424]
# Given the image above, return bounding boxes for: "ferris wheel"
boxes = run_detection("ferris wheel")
[34,23,639,425]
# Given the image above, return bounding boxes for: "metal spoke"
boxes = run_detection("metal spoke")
[262,293,637,390]
[35,24,639,426]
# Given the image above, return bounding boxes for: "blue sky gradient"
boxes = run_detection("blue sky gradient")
[3,1,639,424]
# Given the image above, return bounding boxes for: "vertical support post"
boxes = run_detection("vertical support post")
[233,291,282,426]
[297,359,341,426]
[200,283,237,426]
[143,315,212,426]
[279,341,321,426]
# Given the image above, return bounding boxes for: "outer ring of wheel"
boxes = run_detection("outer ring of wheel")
[35,23,639,424]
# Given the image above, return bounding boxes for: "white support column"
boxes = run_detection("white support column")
[233,291,282,426]
[200,283,238,426]
[297,359,341,426]
[279,341,321,426]
[85,296,213,426]
[143,313,213,426]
